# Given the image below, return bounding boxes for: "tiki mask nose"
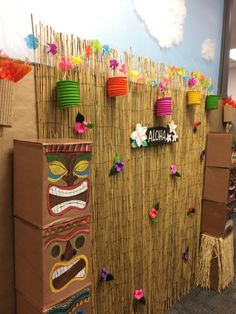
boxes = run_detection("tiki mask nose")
[61,240,76,261]
[63,174,77,186]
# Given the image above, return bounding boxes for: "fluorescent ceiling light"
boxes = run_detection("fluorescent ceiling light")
[230,49,236,61]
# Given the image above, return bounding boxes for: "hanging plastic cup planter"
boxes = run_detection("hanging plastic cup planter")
[155,96,172,117]
[56,80,80,108]
[205,95,219,110]
[187,91,201,105]
[0,79,15,127]
[107,76,127,97]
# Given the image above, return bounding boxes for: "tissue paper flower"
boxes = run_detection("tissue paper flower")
[170,164,181,177]
[130,70,139,80]
[188,77,196,87]
[182,248,189,262]
[91,39,102,53]
[187,207,195,216]
[58,57,73,71]
[85,45,92,59]
[109,153,125,176]
[71,56,82,65]
[74,112,94,135]
[47,43,57,55]
[114,160,125,173]
[133,289,146,311]
[134,289,144,300]
[119,64,126,74]
[148,203,160,224]
[109,59,119,71]
[99,268,114,283]
[102,45,111,57]
[193,121,201,133]
[25,34,38,49]
[74,121,88,134]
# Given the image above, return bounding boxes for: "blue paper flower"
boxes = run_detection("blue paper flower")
[25,34,38,49]
[102,44,111,57]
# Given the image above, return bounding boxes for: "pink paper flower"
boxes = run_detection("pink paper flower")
[74,121,88,134]
[119,64,126,74]
[170,164,177,174]
[59,57,73,71]
[188,77,196,87]
[134,289,144,300]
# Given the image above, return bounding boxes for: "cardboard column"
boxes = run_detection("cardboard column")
[14,139,92,313]
[200,133,235,291]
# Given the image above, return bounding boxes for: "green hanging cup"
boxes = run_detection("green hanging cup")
[56,80,80,108]
[205,95,219,110]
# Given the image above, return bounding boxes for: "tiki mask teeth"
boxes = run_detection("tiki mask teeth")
[48,179,89,216]
[49,181,88,197]
[50,256,88,292]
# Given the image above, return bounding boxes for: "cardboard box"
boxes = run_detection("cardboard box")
[203,167,236,203]
[201,200,233,238]
[14,139,92,227]
[15,216,92,308]
[205,133,236,168]
[16,287,91,313]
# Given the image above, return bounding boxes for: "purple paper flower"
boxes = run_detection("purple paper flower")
[188,77,196,87]
[47,43,57,55]
[182,248,189,262]
[109,59,119,71]
[114,160,124,173]
[101,268,108,281]
[159,82,164,91]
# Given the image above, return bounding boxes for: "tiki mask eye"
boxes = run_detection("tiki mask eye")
[51,243,62,259]
[48,161,68,182]
[73,160,90,178]
[74,235,85,250]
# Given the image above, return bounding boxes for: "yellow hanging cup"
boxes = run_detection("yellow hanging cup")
[187,91,201,105]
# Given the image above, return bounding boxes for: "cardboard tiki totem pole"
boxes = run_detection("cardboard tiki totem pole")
[199,133,235,291]
[14,139,92,313]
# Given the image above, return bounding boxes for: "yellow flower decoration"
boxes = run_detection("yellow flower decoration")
[71,56,83,65]
[130,70,139,80]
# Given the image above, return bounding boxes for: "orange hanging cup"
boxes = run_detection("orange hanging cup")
[107,77,127,97]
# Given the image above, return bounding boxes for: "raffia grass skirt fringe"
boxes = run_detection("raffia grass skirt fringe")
[197,232,234,292]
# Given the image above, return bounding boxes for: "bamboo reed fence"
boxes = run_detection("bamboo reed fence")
[34,21,211,313]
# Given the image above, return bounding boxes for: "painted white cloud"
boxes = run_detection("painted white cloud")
[132,0,187,48]
[201,38,215,61]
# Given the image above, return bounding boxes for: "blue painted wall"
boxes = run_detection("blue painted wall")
[0,0,224,91]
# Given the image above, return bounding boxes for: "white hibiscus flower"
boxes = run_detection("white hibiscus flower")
[131,123,148,147]
[168,121,177,133]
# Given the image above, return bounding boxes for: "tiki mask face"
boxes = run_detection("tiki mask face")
[44,221,91,295]
[47,287,90,314]
[46,153,91,216]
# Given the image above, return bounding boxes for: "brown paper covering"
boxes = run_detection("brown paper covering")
[201,200,232,238]
[15,217,92,308]
[14,139,92,227]
[0,80,15,126]
[223,105,235,123]
[203,167,230,203]
[205,133,233,168]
